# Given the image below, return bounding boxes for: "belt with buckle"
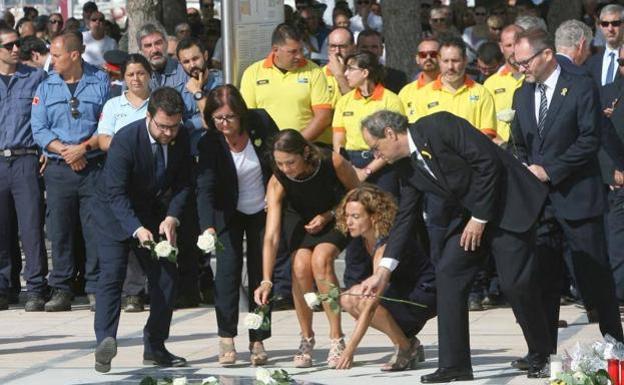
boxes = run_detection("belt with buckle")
[1,148,38,157]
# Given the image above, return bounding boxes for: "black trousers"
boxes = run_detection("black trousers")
[607,188,624,303]
[0,155,48,294]
[536,204,624,352]
[95,235,177,352]
[215,210,270,341]
[435,219,550,370]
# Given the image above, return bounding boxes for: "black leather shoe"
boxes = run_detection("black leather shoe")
[95,337,117,373]
[510,355,530,370]
[527,363,549,378]
[421,368,474,383]
[143,348,187,367]
[24,292,46,312]
[44,289,73,312]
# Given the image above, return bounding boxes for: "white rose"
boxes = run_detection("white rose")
[496,108,516,123]
[154,240,174,258]
[256,367,275,384]
[304,292,320,309]
[202,376,219,384]
[172,377,188,385]
[244,313,264,330]
[197,232,216,253]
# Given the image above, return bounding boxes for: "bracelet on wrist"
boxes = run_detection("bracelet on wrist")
[260,280,273,288]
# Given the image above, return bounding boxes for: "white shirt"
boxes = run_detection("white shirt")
[534,65,560,123]
[231,139,266,215]
[82,31,118,67]
[350,13,383,34]
[601,45,620,85]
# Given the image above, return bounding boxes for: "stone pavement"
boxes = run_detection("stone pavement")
[0,299,611,385]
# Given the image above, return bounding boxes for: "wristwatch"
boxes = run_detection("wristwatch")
[193,91,205,101]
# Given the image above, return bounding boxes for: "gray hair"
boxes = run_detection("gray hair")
[136,22,168,49]
[600,4,624,19]
[555,20,593,50]
[361,110,408,138]
[514,15,547,32]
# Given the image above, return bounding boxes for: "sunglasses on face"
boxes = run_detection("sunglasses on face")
[91,17,105,23]
[49,19,63,25]
[418,50,438,59]
[0,40,20,51]
[68,97,80,119]
[600,20,622,28]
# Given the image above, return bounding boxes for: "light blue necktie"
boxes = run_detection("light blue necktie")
[606,52,616,85]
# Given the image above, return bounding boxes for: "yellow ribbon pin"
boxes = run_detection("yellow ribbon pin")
[561,88,568,96]
[420,150,432,159]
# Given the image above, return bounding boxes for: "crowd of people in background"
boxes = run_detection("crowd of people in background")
[1,0,624,382]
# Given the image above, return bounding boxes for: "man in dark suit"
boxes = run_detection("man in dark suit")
[584,4,624,86]
[554,20,592,77]
[92,87,191,373]
[599,47,624,304]
[511,28,623,363]
[360,110,551,382]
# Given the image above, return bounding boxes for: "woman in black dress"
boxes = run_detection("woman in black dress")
[254,129,359,368]
[196,84,279,366]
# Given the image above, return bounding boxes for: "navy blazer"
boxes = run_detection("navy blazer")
[599,77,624,183]
[556,54,591,77]
[510,69,606,220]
[195,109,279,232]
[384,112,548,264]
[584,48,623,86]
[94,118,192,241]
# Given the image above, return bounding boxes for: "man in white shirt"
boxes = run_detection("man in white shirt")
[82,12,117,67]
[585,4,624,85]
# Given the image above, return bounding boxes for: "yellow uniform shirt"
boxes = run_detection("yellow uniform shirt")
[414,75,497,138]
[322,65,341,108]
[240,53,333,143]
[332,84,405,151]
[483,65,524,142]
[399,73,433,123]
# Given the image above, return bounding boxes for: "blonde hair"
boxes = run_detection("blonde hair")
[336,184,397,239]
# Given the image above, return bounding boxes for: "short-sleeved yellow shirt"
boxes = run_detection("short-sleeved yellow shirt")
[413,75,497,138]
[240,53,333,142]
[332,84,405,151]
[399,73,433,123]
[483,65,524,142]
[322,65,341,108]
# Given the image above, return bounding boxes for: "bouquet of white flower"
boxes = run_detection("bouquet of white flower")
[142,239,178,264]
[496,108,516,123]
[196,231,224,254]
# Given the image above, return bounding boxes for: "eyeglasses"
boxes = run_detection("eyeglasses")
[511,48,546,69]
[68,97,80,119]
[345,65,364,72]
[430,17,446,23]
[600,20,622,28]
[328,43,350,50]
[617,57,624,66]
[368,137,384,156]
[418,50,438,59]
[152,118,181,132]
[212,114,238,124]
[0,40,20,51]
[49,19,63,25]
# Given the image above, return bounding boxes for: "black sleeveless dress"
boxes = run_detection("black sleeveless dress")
[274,148,349,253]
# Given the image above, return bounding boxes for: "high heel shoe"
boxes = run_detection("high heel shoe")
[327,337,346,368]
[218,339,237,366]
[293,335,315,368]
[381,337,421,372]
[249,341,268,366]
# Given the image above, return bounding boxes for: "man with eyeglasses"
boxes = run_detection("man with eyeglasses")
[585,4,624,86]
[0,28,48,312]
[483,24,524,144]
[92,87,191,373]
[323,27,356,106]
[511,28,624,374]
[399,38,440,121]
[31,32,110,312]
[82,11,117,68]
[350,0,382,34]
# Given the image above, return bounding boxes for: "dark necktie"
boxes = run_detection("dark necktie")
[537,83,548,137]
[606,52,616,85]
[153,143,166,190]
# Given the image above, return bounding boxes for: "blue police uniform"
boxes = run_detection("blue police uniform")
[31,62,110,299]
[98,92,149,136]
[0,64,48,300]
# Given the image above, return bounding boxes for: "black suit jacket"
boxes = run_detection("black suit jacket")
[556,54,591,77]
[94,119,192,241]
[599,77,624,183]
[585,48,623,86]
[511,69,606,220]
[195,109,279,232]
[384,112,548,264]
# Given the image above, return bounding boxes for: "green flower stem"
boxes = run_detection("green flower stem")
[339,292,428,308]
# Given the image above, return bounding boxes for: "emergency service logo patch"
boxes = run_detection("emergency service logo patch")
[256,79,269,85]
[32,96,40,105]
[494,88,506,94]
[427,101,439,109]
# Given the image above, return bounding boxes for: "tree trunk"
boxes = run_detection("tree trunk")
[383,0,421,79]
[160,0,188,36]
[126,0,160,53]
